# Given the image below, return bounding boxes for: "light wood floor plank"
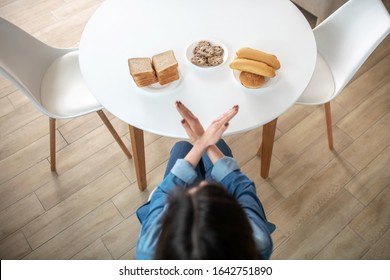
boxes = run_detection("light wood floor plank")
[23,168,129,250]
[0,0,61,36]
[23,201,123,260]
[268,157,358,237]
[350,187,390,245]
[0,102,42,138]
[51,0,103,20]
[0,96,14,118]
[361,229,390,260]
[334,58,390,113]
[101,214,140,260]
[271,189,363,259]
[273,102,349,165]
[0,231,31,260]
[0,193,44,241]
[0,76,17,99]
[0,115,48,160]
[0,133,66,185]
[336,79,390,140]
[7,91,34,109]
[71,238,113,260]
[344,145,390,206]
[35,140,133,210]
[118,247,136,260]
[276,104,317,134]
[314,226,370,260]
[341,112,390,171]
[270,126,354,198]
[0,160,50,212]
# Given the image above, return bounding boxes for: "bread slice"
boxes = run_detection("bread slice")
[152,50,178,74]
[128,57,154,74]
[159,73,180,85]
[128,57,158,87]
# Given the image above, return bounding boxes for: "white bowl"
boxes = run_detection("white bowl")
[186,39,228,69]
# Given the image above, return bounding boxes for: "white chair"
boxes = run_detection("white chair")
[0,17,132,171]
[295,0,390,150]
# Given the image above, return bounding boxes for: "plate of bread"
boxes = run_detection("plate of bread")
[128,50,180,93]
[229,47,281,90]
[186,39,228,69]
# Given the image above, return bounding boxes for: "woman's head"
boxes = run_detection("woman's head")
[155,183,261,259]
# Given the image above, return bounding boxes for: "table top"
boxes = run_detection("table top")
[79,0,316,138]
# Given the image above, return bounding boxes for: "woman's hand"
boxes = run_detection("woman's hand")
[175,101,204,141]
[176,101,239,168]
[199,105,239,147]
[176,101,238,145]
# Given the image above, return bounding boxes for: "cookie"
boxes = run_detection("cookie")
[213,46,224,56]
[193,40,212,54]
[197,45,215,58]
[207,56,223,66]
[191,54,207,66]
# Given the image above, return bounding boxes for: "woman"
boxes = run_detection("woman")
[135,101,275,259]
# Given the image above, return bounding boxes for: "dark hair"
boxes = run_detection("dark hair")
[155,183,261,259]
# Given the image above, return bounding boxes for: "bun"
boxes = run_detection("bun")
[236,47,281,70]
[239,71,265,89]
[230,58,276,78]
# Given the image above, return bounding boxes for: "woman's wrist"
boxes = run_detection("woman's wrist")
[206,145,224,164]
[184,138,208,168]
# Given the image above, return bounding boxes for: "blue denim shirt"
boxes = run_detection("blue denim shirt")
[135,156,276,259]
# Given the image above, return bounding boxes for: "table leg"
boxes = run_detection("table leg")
[128,125,147,191]
[261,118,278,179]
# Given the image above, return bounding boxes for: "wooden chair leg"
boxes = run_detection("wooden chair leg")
[97,110,132,159]
[261,118,278,179]
[324,102,334,150]
[49,118,56,172]
[129,125,147,191]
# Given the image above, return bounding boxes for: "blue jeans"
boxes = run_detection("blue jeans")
[163,140,233,181]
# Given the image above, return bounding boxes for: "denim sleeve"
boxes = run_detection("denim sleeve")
[211,156,240,181]
[170,159,198,185]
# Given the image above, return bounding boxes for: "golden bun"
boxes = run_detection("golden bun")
[236,47,281,70]
[239,71,265,89]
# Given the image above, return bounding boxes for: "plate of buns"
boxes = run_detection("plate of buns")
[186,39,228,69]
[128,50,180,92]
[229,47,281,90]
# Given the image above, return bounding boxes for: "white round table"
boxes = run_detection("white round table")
[79,0,317,190]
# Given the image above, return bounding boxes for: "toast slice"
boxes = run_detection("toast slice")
[128,57,155,76]
[128,57,158,87]
[152,50,178,74]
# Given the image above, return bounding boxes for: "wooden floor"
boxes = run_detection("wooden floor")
[0,0,389,260]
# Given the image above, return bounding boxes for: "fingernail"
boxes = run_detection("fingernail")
[233,105,239,110]
[224,122,229,127]
[181,119,185,124]
[176,101,180,107]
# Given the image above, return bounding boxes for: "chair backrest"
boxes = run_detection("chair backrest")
[0,17,69,110]
[313,0,390,98]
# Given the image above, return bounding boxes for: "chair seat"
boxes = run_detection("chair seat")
[40,51,102,118]
[296,53,335,105]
